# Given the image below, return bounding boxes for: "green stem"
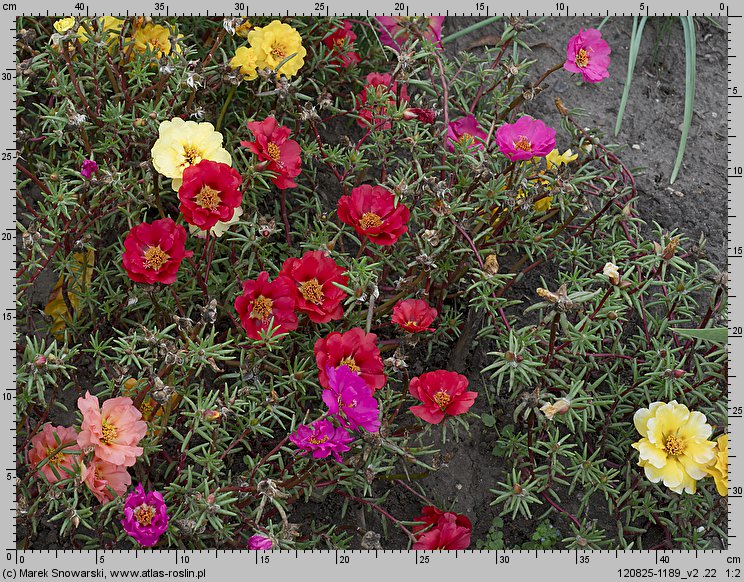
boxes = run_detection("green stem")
[441,16,502,45]
[216,85,237,132]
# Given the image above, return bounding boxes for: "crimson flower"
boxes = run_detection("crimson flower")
[323,21,361,68]
[314,327,387,393]
[122,218,193,285]
[408,370,478,424]
[178,160,242,231]
[234,271,298,340]
[412,506,472,550]
[356,72,409,130]
[241,116,302,189]
[337,184,410,246]
[392,298,437,333]
[279,250,348,324]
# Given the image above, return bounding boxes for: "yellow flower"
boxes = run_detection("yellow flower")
[150,118,232,191]
[132,23,176,58]
[235,19,253,38]
[98,16,124,43]
[632,401,716,494]
[248,20,307,78]
[705,434,728,496]
[54,17,77,34]
[546,148,578,171]
[230,46,259,80]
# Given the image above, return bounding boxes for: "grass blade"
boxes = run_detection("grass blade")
[670,16,696,184]
[441,16,503,45]
[615,16,648,136]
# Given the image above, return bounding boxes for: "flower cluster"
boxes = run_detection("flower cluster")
[230,19,307,80]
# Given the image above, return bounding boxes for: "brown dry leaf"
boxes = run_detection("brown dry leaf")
[43,250,95,338]
[465,34,502,50]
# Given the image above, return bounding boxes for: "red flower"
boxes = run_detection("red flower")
[392,299,437,332]
[323,21,361,68]
[240,116,302,190]
[337,184,410,246]
[356,72,409,130]
[408,370,478,424]
[412,506,472,550]
[122,218,193,285]
[234,271,298,340]
[279,250,348,323]
[314,327,387,392]
[178,160,242,231]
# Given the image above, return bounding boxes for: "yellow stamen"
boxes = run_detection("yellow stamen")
[513,136,532,152]
[100,419,118,445]
[46,448,65,466]
[575,48,589,68]
[143,246,169,271]
[298,278,324,304]
[405,320,419,328]
[359,212,383,230]
[250,295,274,321]
[266,142,281,161]
[432,390,451,411]
[458,132,473,145]
[339,357,360,373]
[271,44,286,59]
[664,434,685,457]
[134,504,155,526]
[182,145,202,167]
[308,435,329,445]
[196,185,222,210]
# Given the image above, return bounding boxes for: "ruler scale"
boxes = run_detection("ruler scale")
[7,1,740,579]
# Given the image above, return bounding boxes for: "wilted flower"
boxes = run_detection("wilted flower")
[563,28,611,83]
[603,262,621,285]
[375,16,445,51]
[402,107,437,124]
[151,118,232,191]
[289,419,353,462]
[322,365,381,433]
[122,218,193,285]
[29,424,80,484]
[632,401,716,494]
[408,370,478,425]
[121,484,169,547]
[496,116,556,161]
[540,398,571,420]
[77,391,147,467]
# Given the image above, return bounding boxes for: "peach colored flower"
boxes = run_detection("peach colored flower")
[81,458,132,504]
[77,392,147,467]
[29,424,80,484]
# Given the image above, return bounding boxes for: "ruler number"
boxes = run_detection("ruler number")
[234,2,245,8]
[418,555,430,564]
[338,555,350,564]
[154,2,165,9]
[734,326,743,335]
[555,2,567,10]
[394,2,406,11]
[74,2,85,9]
[260,555,270,564]
[639,2,645,8]
[579,555,590,564]
[499,555,510,564]
[314,2,325,9]
[475,2,485,9]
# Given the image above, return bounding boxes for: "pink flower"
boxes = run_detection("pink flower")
[29,424,80,484]
[289,419,353,462]
[564,28,611,83]
[81,159,98,179]
[375,16,445,50]
[77,392,147,467]
[240,116,302,190]
[447,115,488,152]
[121,484,169,547]
[81,458,132,504]
[495,116,556,162]
[247,534,274,550]
[356,72,409,130]
[322,365,381,433]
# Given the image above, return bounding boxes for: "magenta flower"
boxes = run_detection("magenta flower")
[121,484,169,547]
[247,534,274,550]
[447,115,488,152]
[375,16,444,51]
[81,159,98,179]
[322,365,381,433]
[495,116,556,162]
[563,28,611,83]
[290,419,353,462]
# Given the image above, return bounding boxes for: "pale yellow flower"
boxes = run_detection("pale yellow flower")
[151,118,232,191]
[54,17,77,34]
[248,20,307,78]
[540,398,571,420]
[230,46,259,80]
[705,434,728,496]
[632,401,716,494]
[603,262,621,285]
[189,206,243,238]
